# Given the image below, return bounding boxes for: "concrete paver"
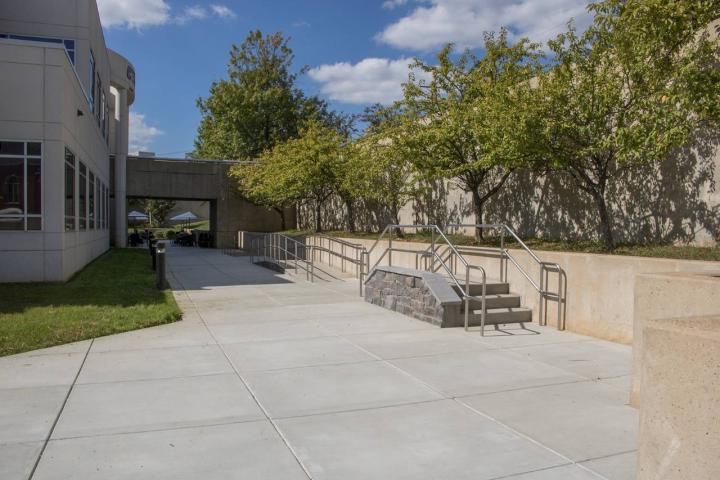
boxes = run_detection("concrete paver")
[276,400,567,480]
[223,336,374,372]
[459,380,638,461]
[52,373,264,438]
[244,360,443,418]
[33,421,308,480]
[3,247,637,479]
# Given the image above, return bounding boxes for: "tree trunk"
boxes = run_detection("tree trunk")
[274,207,286,231]
[591,189,615,250]
[315,200,322,233]
[345,198,356,233]
[471,189,485,241]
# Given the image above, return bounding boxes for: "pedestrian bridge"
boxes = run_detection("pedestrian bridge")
[125,155,294,248]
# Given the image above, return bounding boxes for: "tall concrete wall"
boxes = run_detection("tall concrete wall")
[0,41,111,281]
[301,137,720,246]
[126,156,294,248]
[306,235,720,345]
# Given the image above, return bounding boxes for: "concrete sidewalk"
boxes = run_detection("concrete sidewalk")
[1,247,637,479]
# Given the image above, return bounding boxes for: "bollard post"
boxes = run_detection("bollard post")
[156,242,166,289]
[150,239,157,271]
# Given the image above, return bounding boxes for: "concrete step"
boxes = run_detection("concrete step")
[466,307,532,326]
[465,293,521,309]
[450,281,509,296]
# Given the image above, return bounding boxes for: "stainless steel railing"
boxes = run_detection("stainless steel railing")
[447,224,567,330]
[250,233,315,282]
[308,233,367,288]
[361,224,489,334]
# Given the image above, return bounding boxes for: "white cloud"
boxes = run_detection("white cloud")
[377,0,593,51]
[309,57,429,105]
[175,5,207,25]
[97,0,170,29]
[210,4,237,19]
[97,0,236,29]
[382,0,408,10]
[129,112,163,154]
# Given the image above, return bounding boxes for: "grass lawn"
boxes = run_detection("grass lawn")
[285,229,720,262]
[0,249,182,357]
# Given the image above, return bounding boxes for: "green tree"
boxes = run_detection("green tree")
[539,0,720,249]
[402,30,544,239]
[141,199,176,227]
[248,119,343,232]
[194,30,327,160]
[349,104,418,229]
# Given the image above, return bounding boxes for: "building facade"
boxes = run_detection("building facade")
[0,0,134,281]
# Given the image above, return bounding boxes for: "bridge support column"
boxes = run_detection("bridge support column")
[113,87,128,247]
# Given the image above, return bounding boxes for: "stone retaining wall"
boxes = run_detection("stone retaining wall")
[364,266,461,327]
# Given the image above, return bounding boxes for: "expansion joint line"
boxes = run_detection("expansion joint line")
[28,339,95,480]
[171,272,315,480]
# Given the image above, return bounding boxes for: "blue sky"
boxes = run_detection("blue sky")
[99,0,592,157]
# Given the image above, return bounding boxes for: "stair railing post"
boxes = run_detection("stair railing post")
[342,244,346,273]
[388,228,393,267]
[499,228,505,282]
[310,246,315,282]
[481,268,487,336]
[557,269,563,330]
[294,241,298,273]
[464,265,470,332]
[431,228,436,272]
[539,265,545,326]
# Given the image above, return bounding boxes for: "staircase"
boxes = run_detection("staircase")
[448,279,532,327]
[360,224,567,335]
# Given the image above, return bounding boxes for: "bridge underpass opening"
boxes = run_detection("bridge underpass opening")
[127,197,215,247]
[123,155,296,249]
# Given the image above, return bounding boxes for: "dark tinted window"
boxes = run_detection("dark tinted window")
[0,142,24,155]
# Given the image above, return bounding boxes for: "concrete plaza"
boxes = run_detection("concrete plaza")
[1,247,637,479]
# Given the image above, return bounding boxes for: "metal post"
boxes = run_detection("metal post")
[464,266,470,332]
[388,228,393,267]
[431,228,435,272]
[499,229,505,282]
[557,271,563,330]
[295,242,298,274]
[310,247,315,282]
[342,244,346,273]
[539,266,545,326]
[156,242,166,289]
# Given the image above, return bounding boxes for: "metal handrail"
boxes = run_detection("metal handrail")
[251,233,315,282]
[309,234,366,279]
[362,224,489,334]
[447,224,567,330]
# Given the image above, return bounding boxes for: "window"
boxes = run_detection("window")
[89,171,95,229]
[0,141,42,231]
[105,183,110,230]
[0,34,75,65]
[88,50,95,111]
[65,148,75,231]
[79,162,87,230]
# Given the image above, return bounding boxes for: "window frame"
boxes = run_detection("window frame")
[78,161,87,231]
[64,147,76,231]
[0,140,43,231]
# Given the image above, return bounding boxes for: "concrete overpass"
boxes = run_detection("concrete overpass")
[122,155,294,248]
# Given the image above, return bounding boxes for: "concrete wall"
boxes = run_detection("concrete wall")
[302,137,720,246]
[126,156,295,248]
[630,271,720,407]
[0,41,110,281]
[306,235,720,345]
[0,0,133,281]
[636,312,720,479]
